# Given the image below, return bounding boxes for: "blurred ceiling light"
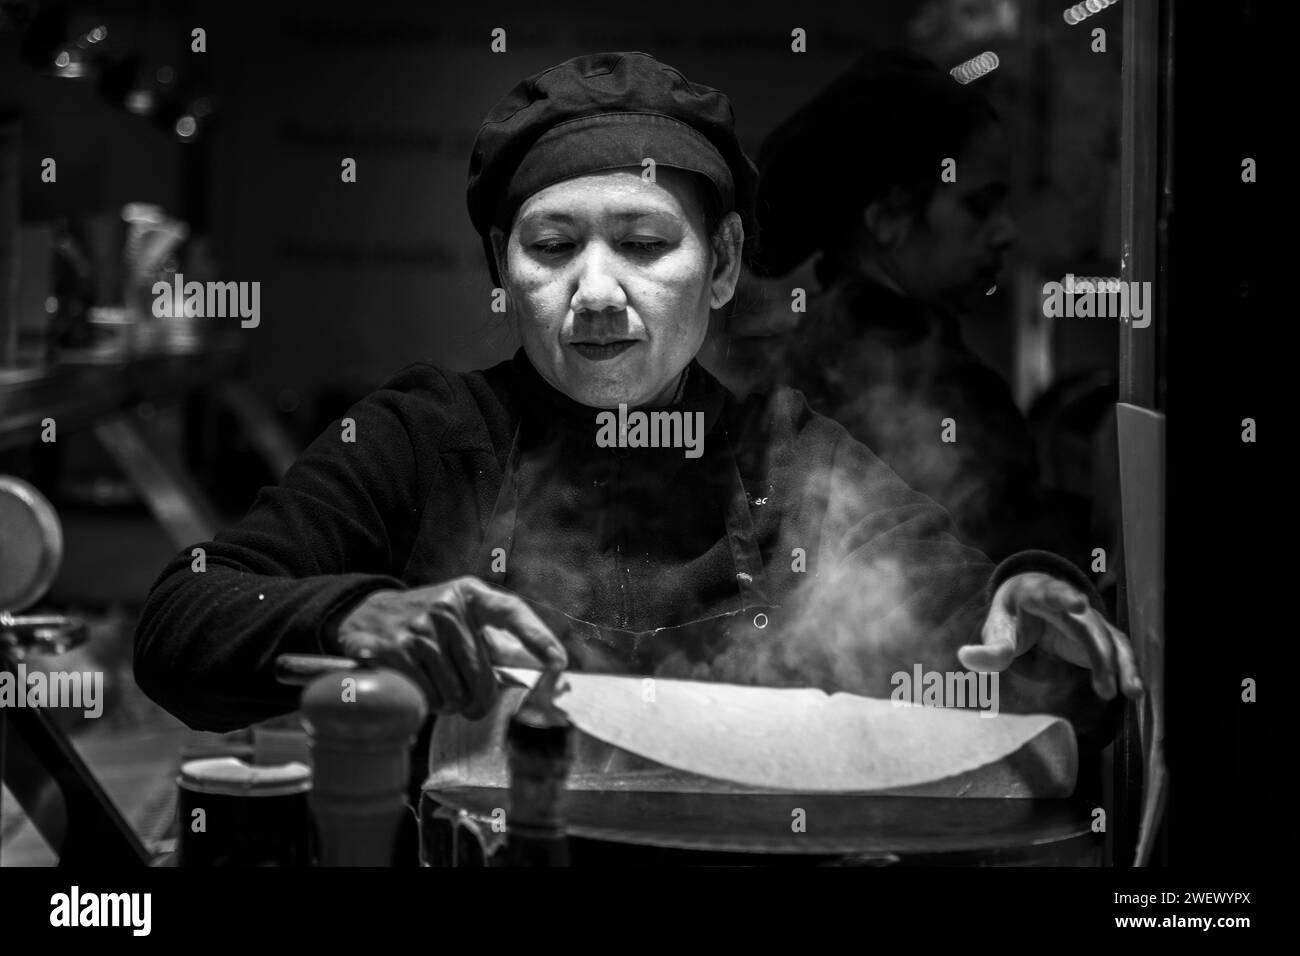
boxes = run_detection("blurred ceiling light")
[169,95,215,141]
[71,24,107,50]
[1064,0,1117,25]
[45,23,110,79]
[51,45,87,77]
[950,50,1000,84]
[125,89,154,115]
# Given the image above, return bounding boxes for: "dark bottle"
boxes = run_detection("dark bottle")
[504,669,574,866]
[300,657,427,866]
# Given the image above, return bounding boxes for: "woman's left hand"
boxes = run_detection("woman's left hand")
[957,572,1145,700]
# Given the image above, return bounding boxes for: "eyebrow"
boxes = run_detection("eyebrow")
[518,209,680,226]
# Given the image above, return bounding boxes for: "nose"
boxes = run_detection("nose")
[571,242,628,315]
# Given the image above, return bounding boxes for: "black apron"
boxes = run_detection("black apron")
[428,419,783,785]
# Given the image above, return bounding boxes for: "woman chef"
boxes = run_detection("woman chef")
[134,53,1141,754]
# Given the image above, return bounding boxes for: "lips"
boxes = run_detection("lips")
[571,341,637,361]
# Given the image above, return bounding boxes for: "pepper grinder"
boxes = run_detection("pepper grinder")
[299,653,427,866]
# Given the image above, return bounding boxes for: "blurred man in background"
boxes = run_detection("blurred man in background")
[709,50,1090,566]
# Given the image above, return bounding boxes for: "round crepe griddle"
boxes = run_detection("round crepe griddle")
[0,475,64,613]
[429,771,1096,857]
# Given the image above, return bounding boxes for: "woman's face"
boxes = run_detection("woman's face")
[493,167,743,408]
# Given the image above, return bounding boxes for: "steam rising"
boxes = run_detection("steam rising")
[498,314,1086,721]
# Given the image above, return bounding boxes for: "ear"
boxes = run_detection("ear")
[708,212,745,310]
[863,186,916,249]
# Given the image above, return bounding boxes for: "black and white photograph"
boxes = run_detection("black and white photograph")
[0,0,1266,934]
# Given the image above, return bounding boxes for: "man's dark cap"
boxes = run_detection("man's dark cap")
[467,52,758,285]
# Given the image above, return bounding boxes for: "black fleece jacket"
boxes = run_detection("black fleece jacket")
[134,349,1119,748]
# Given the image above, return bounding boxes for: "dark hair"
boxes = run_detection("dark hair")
[688,170,726,242]
[751,48,999,283]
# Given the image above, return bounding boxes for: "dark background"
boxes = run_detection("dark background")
[3,0,1123,413]
[0,0,1270,876]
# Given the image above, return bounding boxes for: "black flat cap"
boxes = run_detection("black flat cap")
[467,51,758,286]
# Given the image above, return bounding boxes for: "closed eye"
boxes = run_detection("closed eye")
[622,239,667,255]
[531,239,575,256]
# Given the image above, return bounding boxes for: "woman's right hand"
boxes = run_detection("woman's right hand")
[330,576,567,718]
